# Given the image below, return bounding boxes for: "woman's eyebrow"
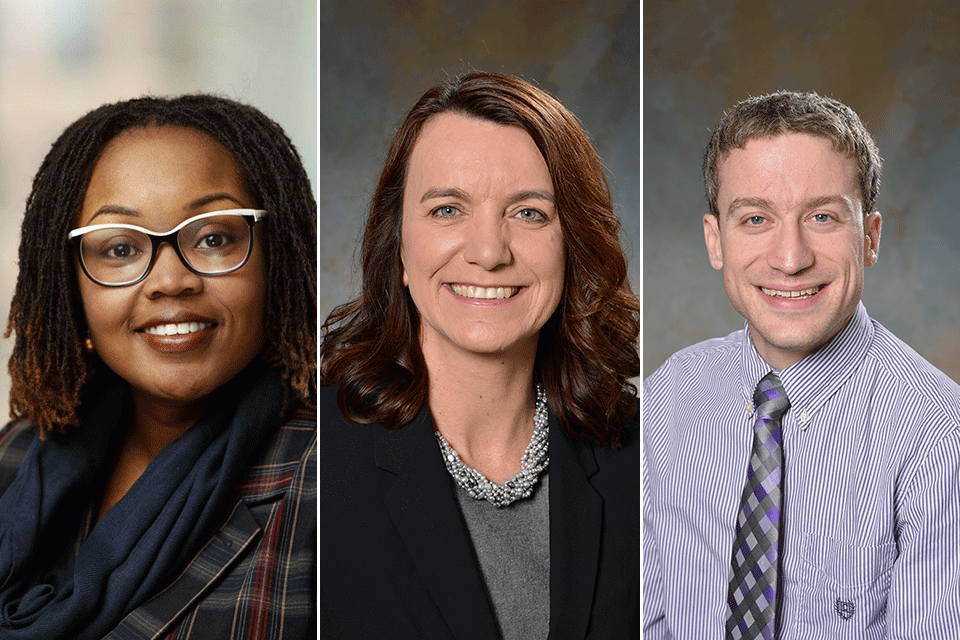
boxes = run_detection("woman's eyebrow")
[187,192,245,209]
[87,193,246,223]
[508,190,555,204]
[420,187,469,203]
[88,205,140,222]
[419,188,555,205]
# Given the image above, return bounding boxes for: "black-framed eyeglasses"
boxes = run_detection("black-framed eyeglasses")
[69,209,268,287]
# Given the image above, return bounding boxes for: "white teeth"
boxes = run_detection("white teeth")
[144,321,213,336]
[451,284,520,299]
[760,286,821,299]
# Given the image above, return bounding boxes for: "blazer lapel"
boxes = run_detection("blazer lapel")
[374,407,501,640]
[548,418,602,640]
[107,498,263,639]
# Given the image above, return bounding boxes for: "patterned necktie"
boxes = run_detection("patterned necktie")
[726,372,790,640]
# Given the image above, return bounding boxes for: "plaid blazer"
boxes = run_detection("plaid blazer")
[0,403,316,640]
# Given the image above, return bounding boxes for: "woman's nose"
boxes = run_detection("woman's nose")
[462,214,512,270]
[143,243,204,297]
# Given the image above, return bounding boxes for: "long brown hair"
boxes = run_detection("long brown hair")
[7,94,317,435]
[321,72,639,446]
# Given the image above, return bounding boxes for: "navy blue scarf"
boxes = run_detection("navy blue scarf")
[0,362,286,639]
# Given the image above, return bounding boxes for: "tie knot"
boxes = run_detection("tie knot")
[754,371,790,420]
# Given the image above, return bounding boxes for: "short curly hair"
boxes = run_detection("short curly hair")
[7,94,317,435]
[321,72,640,446]
[703,90,882,218]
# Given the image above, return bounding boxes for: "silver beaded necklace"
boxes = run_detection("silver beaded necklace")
[435,382,549,508]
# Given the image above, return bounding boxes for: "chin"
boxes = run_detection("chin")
[461,329,540,356]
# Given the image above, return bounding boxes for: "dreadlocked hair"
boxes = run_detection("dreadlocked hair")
[6,94,316,435]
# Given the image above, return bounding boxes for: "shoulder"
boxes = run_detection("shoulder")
[318,384,380,469]
[237,402,316,505]
[644,330,745,421]
[0,420,38,496]
[865,318,960,425]
[254,401,315,467]
[601,411,639,473]
[597,397,640,462]
[560,401,639,497]
[155,406,317,640]
[646,329,743,387]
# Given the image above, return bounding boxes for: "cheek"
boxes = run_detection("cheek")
[400,223,450,283]
[543,230,565,275]
[237,266,269,336]
[78,277,126,337]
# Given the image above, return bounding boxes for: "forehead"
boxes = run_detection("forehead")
[717,133,859,209]
[83,126,246,201]
[404,112,551,193]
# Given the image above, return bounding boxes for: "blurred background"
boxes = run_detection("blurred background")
[644,0,960,383]
[0,0,316,414]
[319,0,640,335]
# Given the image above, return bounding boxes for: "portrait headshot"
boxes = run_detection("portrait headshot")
[644,1,960,637]
[0,3,316,639]
[319,1,640,638]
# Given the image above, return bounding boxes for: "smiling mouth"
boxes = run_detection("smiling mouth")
[142,321,215,336]
[450,284,521,300]
[759,285,825,299]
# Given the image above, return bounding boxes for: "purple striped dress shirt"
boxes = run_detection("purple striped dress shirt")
[644,302,960,639]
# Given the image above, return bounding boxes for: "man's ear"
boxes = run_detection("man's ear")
[704,214,724,271]
[864,211,881,267]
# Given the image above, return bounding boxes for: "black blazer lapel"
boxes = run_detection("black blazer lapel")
[374,407,502,640]
[548,418,602,640]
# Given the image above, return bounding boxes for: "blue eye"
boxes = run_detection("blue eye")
[812,213,831,223]
[515,208,545,221]
[747,215,765,225]
[431,205,460,218]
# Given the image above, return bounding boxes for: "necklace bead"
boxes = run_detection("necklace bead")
[435,383,549,508]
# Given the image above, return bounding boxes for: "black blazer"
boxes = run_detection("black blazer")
[319,385,639,639]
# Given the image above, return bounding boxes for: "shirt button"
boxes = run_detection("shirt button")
[746,402,754,413]
[800,411,811,422]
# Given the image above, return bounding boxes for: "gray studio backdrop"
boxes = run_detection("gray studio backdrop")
[319,0,640,333]
[644,0,960,383]
[0,0,316,415]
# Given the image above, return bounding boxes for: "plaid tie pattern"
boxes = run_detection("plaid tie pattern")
[726,372,790,640]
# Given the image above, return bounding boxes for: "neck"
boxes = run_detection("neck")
[423,337,539,484]
[96,390,208,523]
[129,391,209,458]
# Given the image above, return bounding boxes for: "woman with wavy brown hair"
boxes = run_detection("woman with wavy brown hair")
[320,72,640,639]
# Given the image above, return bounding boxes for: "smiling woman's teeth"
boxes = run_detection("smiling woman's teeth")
[451,284,519,299]
[144,321,213,336]
[760,286,820,299]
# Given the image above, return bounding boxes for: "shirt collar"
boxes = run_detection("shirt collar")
[738,302,874,422]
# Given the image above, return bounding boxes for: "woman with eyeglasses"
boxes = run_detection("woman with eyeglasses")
[320,73,640,639]
[0,95,316,639]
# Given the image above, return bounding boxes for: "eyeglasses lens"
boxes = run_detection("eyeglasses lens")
[79,214,252,285]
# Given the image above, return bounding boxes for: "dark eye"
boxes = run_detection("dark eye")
[515,208,545,221]
[198,232,230,249]
[104,242,141,260]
